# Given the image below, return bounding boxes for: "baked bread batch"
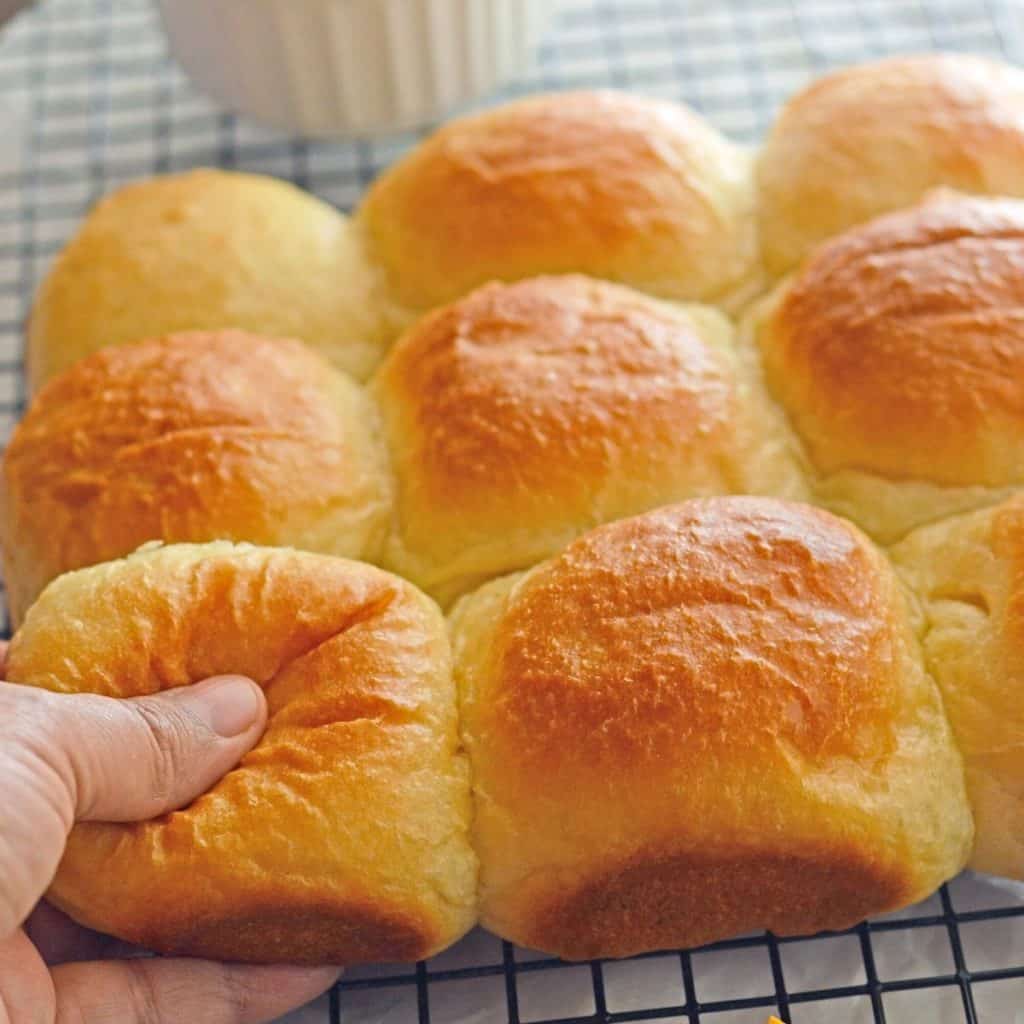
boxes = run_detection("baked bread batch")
[4,52,1024,965]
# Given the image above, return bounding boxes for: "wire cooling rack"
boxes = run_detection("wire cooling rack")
[2,1,1024,1022]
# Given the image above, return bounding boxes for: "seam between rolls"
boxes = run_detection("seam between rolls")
[354,372,404,571]
[905,574,983,805]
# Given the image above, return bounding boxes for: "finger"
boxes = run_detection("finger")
[0,926,54,1023]
[53,959,341,1024]
[40,674,268,823]
[24,900,145,965]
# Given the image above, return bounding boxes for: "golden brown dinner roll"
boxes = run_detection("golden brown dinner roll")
[357,90,759,311]
[451,497,972,959]
[758,54,1024,274]
[750,191,1024,542]
[372,275,806,605]
[892,496,1024,880]
[7,541,477,964]
[1,330,391,625]
[28,169,407,390]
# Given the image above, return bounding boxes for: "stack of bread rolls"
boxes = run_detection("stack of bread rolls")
[4,52,1024,966]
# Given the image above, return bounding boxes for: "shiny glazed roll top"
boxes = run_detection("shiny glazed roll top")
[372,274,805,605]
[1,330,392,625]
[752,192,1024,542]
[358,90,760,310]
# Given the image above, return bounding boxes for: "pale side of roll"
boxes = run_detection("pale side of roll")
[27,169,410,391]
[757,54,1024,275]
[892,496,1024,881]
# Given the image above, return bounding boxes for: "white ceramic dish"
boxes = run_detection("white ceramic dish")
[157,0,561,137]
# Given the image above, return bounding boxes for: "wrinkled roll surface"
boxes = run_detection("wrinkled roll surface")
[1,331,392,626]
[6,542,477,964]
[28,169,405,388]
[758,54,1024,274]
[893,496,1024,880]
[451,497,972,960]
[373,275,805,605]
[358,90,759,310]
[754,193,1024,541]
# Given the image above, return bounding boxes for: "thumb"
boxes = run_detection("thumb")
[0,675,266,939]
[57,676,268,823]
[0,675,268,937]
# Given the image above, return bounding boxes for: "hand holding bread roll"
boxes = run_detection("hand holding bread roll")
[0,644,343,1023]
[3,500,974,966]
[6,541,477,964]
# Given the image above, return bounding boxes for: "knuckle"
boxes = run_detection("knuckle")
[132,963,250,1024]
[217,969,255,1020]
[128,701,195,807]
[124,964,164,1024]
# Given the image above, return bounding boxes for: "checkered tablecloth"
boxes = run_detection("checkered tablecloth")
[1,2,1024,1022]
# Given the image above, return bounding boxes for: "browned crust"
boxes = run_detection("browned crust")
[462,498,971,959]
[532,845,911,961]
[48,891,437,966]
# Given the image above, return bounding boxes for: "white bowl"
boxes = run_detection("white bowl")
[157,0,561,137]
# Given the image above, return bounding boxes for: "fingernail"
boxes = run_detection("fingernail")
[184,675,265,738]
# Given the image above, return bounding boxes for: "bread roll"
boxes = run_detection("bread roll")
[6,541,477,964]
[892,496,1024,880]
[451,497,972,960]
[28,169,406,390]
[372,275,806,605]
[758,54,1024,274]
[357,90,759,311]
[751,192,1024,543]
[1,331,391,625]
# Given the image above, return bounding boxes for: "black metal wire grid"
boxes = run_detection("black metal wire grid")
[1,1,1024,1021]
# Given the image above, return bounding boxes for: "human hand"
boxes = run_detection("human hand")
[0,640,341,1022]
[0,0,32,31]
